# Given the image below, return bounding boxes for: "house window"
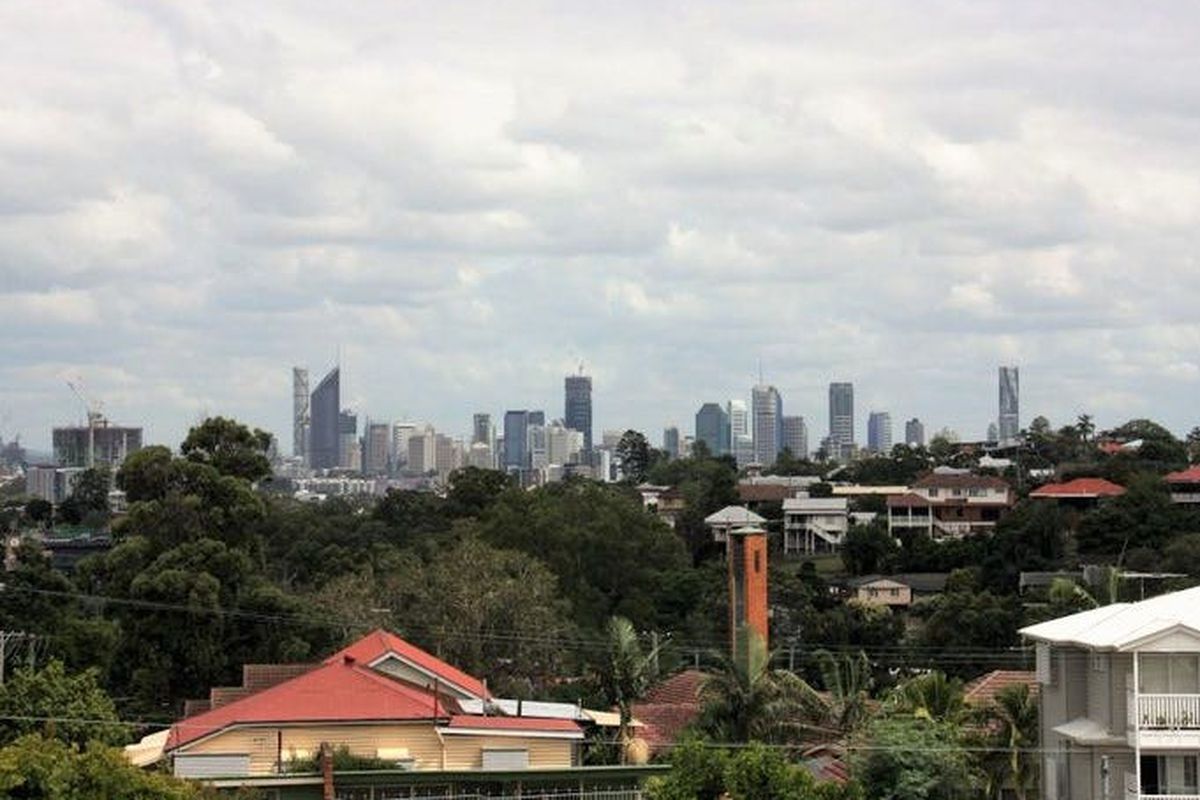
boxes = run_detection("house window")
[928,488,939,498]
[1141,755,1200,795]
[1091,653,1108,673]
[1140,654,1200,694]
[482,748,529,770]
[1036,643,1055,686]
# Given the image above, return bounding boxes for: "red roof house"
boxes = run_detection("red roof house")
[1030,477,1126,500]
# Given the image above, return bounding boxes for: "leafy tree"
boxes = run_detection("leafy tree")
[646,452,739,563]
[852,717,981,800]
[980,500,1071,591]
[1188,427,1200,463]
[911,591,1021,678]
[57,467,111,526]
[841,522,898,575]
[180,416,273,483]
[1077,473,1200,555]
[616,430,652,483]
[25,498,52,525]
[381,532,573,686]
[480,480,689,631]
[647,739,861,800]
[444,467,514,518]
[598,616,664,755]
[1164,533,1200,576]
[0,661,128,748]
[0,734,220,799]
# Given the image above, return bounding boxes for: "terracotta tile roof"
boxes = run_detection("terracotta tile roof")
[963,670,1038,707]
[1030,477,1125,499]
[1165,466,1200,484]
[166,657,449,751]
[912,473,1010,491]
[632,670,707,752]
[887,492,932,508]
[324,629,489,699]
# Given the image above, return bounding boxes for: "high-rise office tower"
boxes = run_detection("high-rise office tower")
[729,399,755,467]
[338,411,359,470]
[867,411,893,454]
[782,415,808,459]
[503,410,529,470]
[308,368,340,470]
[905,418,925,447]
[292,367,310,461]
[528,410,545,427]
[564,371,593,455]
[363,421,391,475]
[663,426,681,460]
[828,382,855,448]
[695,402,731,457]
[471,413,495,469]
[998,366,1019,442]
[751,385,783,466]
[987,421,999,442]
[391,422,416,470]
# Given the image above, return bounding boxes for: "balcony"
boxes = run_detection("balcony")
[1139,695,1200,729]
[1170,492,1200,505]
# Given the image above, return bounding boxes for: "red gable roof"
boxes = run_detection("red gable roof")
[325,629,489,699]
[1166,466,1200,484]
[1030,478,1125,499]
[166,657,446,751]
[632,670,707,752]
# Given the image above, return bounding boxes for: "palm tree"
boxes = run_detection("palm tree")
[598,616,665,757]
[975,683,1039,800]
[888,671,966,723]
[813,649,873,734]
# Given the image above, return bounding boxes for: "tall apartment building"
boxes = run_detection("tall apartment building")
[828,382,855,450]
[695,402,731,457]
[751,385,783,466]
[782,415,808,459]
[308,368,340,471]
[292,367,310,461]
[904,418,925,447]
[471,413,495,468]
[999,366,1020,442]
[564,372,593,454]
[867,411,892,454]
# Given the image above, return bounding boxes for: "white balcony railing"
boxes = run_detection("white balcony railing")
[1141,794,1200,799]
[1170,492,1200,504]
[1139,694,1200,729]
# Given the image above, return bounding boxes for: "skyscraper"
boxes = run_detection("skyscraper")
[292,367,309,460]
[782,415,808,459]
[867,412,893,454]
[828,382,855,448]
[663,426,681,460]
[363,421,391,475]
[503,410,529,470]
[695,402,731,457]
[472,413,494,446]
[729,399,755,467]
[564,372,593,455]
[905,418,925,447]
[998,366,1020,442]
[338,411,359,470]
[751,384,783,466]
[308,367,340,470]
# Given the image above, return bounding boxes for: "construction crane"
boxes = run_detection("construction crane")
[66,379,105,469]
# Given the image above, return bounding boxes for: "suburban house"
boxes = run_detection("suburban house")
[963,670,1038,709]
[845,576,912,608]
[630,670,707,756]
[1030,477,1127,509]
[131,629,660,797]
[842,573,949,608]
[704,505,767,545]
[1021,585,1200,800]
[782,495,850,555]
[637,483,687,529]
[736,475,818,510]
[1165,467,1200,506]
[886,472,1013,539]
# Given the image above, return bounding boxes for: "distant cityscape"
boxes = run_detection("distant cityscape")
[0,363,1026,504]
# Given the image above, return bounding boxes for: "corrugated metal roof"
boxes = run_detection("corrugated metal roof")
[1020,586,1200,649]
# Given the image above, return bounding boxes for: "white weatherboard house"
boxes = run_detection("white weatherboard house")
[1022,585,1200,799]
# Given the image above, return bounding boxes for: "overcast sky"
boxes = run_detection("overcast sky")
[3,1,1200,451]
